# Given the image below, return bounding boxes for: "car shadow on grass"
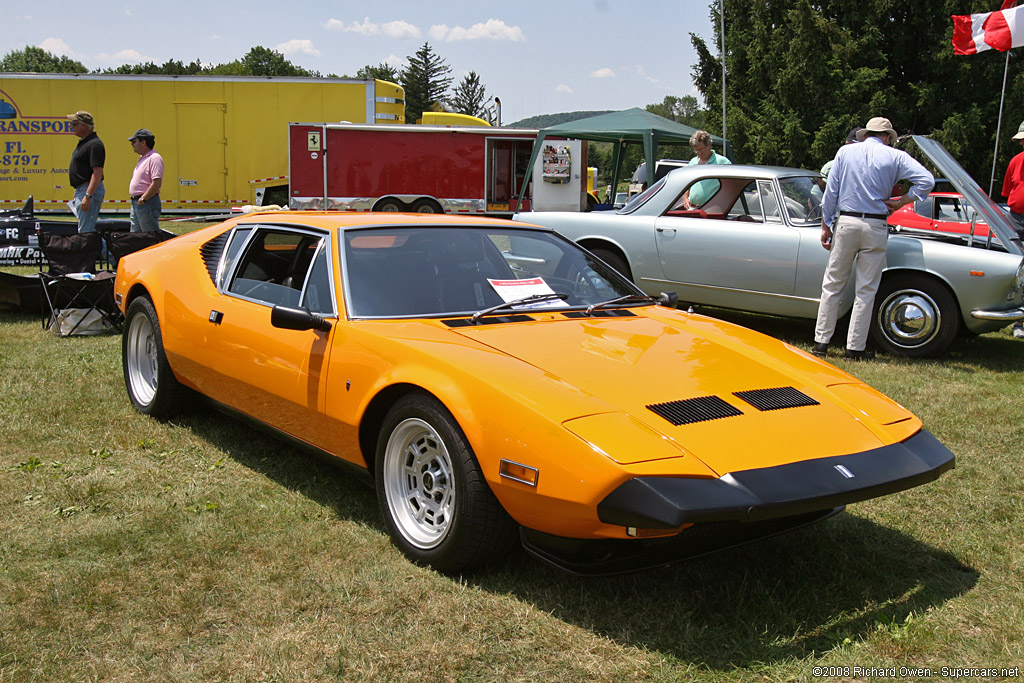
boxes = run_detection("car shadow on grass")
[186,408,977,671]
[473,511,978,669]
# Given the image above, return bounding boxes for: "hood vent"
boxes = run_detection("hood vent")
[734,386,819,412]
[647,395,743,426]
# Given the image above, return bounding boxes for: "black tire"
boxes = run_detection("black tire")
[374,198,404,212]
[411,198,442,214]
[869,274,960,358]
[122,296,186,417]
[591,247,633,281]
[375,392,517,573]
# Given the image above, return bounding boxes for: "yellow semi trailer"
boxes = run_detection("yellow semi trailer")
[0,73,404,213]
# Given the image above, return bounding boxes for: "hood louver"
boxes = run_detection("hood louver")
[647,387,819,426]
[733,387,819,412]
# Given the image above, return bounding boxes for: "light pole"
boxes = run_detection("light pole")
[720,0,727,143]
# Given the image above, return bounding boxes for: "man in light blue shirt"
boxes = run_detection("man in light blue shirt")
[812,117,934,359]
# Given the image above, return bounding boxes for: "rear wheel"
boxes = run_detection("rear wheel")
[591,247,633,281]
[869,274,960,357]
[122,296,185,417]
[411,198,442,214]
[375,198,404,212]
[375,392,517,573]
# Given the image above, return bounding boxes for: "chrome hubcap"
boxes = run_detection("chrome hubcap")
[383,418,454,549]
[876,288,940,348]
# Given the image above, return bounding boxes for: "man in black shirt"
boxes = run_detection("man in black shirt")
[67,111,105,233]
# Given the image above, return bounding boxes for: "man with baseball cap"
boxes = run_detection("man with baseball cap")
[127,128,163,232]
[812,116,934,359]
[1001,121,1024,337]
[66,110,105,233]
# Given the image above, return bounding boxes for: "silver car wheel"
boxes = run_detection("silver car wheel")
[875,288,941,349]
[125,310,159,407]
[382,417,455,550]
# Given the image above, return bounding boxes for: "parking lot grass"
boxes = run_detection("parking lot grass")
[1,276,1023,680]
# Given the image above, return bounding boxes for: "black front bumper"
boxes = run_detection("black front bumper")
[597,429,954,529]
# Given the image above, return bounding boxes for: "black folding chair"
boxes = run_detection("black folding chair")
[37,230,121,336]
[104,229,173,270]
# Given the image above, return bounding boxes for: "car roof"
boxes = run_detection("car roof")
[223,211,554,233]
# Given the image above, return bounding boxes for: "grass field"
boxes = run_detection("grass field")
[1,253,1023,681]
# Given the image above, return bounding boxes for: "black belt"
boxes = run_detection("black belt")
[839,210,887,220]
[131,195,142,200]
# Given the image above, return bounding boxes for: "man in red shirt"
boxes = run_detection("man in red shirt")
[1001,121,1024,337]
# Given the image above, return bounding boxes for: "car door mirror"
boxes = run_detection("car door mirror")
[271,305,332,332]
[657,292,679,308]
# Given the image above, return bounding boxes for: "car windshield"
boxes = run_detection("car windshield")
[343,226,640,318]
[778,175,825,225]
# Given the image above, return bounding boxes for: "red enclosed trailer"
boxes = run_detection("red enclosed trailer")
[288,122,588,215]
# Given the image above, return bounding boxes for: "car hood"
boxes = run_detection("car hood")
[450,312,918,476]
[910,135,1022,254]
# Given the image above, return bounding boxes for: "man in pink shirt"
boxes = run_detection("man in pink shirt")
[128,128,163,232]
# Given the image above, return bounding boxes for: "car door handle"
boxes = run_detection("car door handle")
[209,310,224,325]
[657,226,676,234]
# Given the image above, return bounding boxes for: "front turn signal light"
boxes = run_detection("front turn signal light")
[499,459,539,487]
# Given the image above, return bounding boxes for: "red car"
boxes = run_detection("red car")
[887,191,992,238]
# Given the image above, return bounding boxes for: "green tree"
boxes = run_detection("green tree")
[0,46,87,73]
[691,0,1018,184]
[105,59,206,75]
[356,62,399,82]
[208,46,319,77]
[449,71,490,120]
[400,43,453,124]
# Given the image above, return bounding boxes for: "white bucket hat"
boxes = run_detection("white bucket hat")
[856,117,898,142]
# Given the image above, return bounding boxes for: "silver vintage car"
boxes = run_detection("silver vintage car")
[517,137,1024,357]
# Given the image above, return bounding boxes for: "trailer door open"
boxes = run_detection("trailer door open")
[486,137,534,212]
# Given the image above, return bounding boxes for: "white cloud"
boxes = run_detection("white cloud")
[590,67,616,79]
[381,20,420,39]
[324,17,420,39]
[95,48,151,66]
[277,39,321,57]
[383,54,406,69]
[555,84,573,94]
[429,19,525,42]
[38,37,74,57]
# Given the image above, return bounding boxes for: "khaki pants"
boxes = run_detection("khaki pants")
[814,215,889,351]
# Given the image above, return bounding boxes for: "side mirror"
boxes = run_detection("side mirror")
[271,305,332,332]
[657,291,679,308]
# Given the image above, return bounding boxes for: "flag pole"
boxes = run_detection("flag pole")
[990,49,1011,196]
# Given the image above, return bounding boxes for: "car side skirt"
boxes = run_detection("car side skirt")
[597,429,954,529]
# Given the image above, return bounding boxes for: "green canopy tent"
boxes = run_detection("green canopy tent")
[515,107,729,211]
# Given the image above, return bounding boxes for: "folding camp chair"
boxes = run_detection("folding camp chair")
[104,229,172,270]
[37,229,121,336]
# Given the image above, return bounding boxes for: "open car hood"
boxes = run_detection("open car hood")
[909,135,1024,255]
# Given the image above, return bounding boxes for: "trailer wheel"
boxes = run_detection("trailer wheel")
[411,198,443,214]
[375,198,404,212]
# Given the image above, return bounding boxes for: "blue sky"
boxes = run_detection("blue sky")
[5,0,719,123]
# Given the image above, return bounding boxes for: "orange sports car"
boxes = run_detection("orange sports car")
[115,212,954,575]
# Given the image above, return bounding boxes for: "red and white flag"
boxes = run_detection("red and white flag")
[952,3,1024,55]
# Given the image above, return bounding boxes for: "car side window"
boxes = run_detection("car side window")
[225,227,329,309]
[301,241,335,315]
[726,181,763,222]
[758,181,783,223]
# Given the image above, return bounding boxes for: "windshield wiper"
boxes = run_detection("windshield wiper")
[469,293,569,324]
[585,294,657,316]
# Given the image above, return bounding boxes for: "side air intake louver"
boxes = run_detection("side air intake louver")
[199,233,230,285]
[647,395,743,426]
[733,386,819,412]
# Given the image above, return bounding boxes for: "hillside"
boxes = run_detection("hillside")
[506,110,614,129]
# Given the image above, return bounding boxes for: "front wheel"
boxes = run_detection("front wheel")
[122,296,185,417]
[375,392,517,573]
[591,247,633,281]
[869,274,960,357]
